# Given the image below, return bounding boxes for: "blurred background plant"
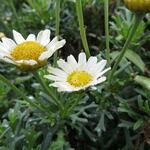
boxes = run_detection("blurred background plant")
[0,0,150,149]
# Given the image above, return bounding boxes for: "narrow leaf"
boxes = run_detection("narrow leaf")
[125,49,145,72]
[134,75,150,91]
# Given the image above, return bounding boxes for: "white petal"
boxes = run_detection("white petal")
[89,59,107,74]
[44,75,65,82]
[67,55,78,69]
[47,39,66,51]
[26,34,36,41]
[97,76,106,84]
[95,60,107,73]
[38,39,66,61]
[38,50,53,61]
[0,56,16,64]
[15,60,37,66]
[0,42,9,53]
[58,87,74,92]
[47,36,58,48]
[0,51,9,57]
[85,56,97,71]
[87,56,97,66]
[92,76,106,85]
[78,52,86,65]
[72,87,87,91]
[50,82,74,92]
[37,29,50,46]
[13,30,25,44]
[38,50,54,61]
[0,51,5,56]
[47,66,67,78]
[52,39,66,50]
[96,67,111,78]
[1,37,16,51]
[57,59,73,73]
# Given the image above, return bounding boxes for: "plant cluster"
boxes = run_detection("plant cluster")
[0,0,150,150]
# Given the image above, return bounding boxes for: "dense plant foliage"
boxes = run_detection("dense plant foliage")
[0,0,150,149]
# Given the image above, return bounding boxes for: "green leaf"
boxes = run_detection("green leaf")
[133,119,143,130]
[48,131,65,150]
[134,75,150,91]
[125,49,145,72]
[8,109,17,125]
[118,120,134,129]
[0,80,10,96]
[144,100,150,115]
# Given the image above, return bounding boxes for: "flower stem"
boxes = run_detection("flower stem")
[53,0,61,65]
[33,71,63,110]
[104,0,110,65]
[76,0,90,58]
[109,14,144,83]
[8,0,24,33]
[0,74,45,113]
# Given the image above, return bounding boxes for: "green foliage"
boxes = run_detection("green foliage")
[134,76,150,91]
[110,7,146,49]
[0,0,150,149]
[49,131,72,150]
[125,49,146,73]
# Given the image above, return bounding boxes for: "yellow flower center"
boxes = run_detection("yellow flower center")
[11,41,46,61]
[67,70,93,87]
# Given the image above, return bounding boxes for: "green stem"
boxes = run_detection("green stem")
[9,0,23,33]
[104,0,110,65]
[9,0,18,21]
[33,71,63,109]
[0,74,45,113]
[76,0,90,58]
[109,14,144,83]
[53,0,61,65]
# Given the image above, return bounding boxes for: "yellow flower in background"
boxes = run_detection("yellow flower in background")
[45,52,111,92]
[0,29,66,70]
[124,0,150,12]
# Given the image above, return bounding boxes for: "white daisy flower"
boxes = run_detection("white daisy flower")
[0,29,66,70]
[44,52,111,92]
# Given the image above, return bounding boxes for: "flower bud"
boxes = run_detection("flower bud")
[124,0,150,12]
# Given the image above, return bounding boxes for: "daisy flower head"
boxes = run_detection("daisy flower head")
[45,52,111,92]
[0,29,66,71]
